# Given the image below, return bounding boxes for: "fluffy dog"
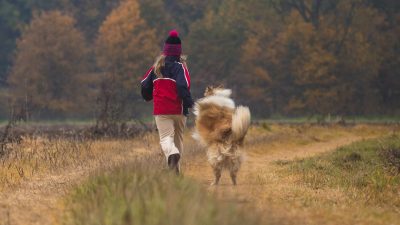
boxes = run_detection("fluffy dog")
[192,86,251,185]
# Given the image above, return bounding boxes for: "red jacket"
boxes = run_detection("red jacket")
[141,56,193,116]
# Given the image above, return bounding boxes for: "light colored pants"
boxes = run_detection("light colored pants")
[155,115,187,160]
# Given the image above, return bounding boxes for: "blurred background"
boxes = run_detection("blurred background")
[0,0,399,124]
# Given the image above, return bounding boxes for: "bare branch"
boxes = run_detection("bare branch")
[335,2,357,55]
[311,0,322,29]
[289,0,311,22]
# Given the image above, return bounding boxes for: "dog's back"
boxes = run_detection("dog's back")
[196,102,234,144]
[193,88,251,146]
[193,87,251,185]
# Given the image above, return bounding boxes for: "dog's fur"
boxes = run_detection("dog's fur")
[193,86,251,185]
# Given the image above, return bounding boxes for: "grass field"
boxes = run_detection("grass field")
[0,123,399,225]
[63,157,262,225]
[280,135,400,200]
[274,135,400,224]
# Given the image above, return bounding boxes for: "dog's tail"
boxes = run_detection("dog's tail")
[231,106,251,143]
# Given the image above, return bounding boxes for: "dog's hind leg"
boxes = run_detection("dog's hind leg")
[211,167,221,186]
[230,170,237,185]
[229,156,242,186]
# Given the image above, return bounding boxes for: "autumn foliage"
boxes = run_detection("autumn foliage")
[7,11,89,119]
[0,0,399,119]
[95,0,158,127]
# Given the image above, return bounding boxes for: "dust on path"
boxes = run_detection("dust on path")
[183,135,380,225]
[0,146,151,225]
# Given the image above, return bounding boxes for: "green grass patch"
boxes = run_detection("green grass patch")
[280,135,400,206]
[63,157,263,225]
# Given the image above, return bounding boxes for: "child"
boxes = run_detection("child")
[141,30,194,174]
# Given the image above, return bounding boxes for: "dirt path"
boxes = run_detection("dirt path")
[183,135,377,225]
[0,128,387,225]
[185,135,368,185]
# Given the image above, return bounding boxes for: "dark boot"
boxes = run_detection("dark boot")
[167,153,180,175]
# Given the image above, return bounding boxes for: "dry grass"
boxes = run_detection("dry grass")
[0,132,160,225]
[185,124,400,225]
[60,131,268,224]
[243,124,393,160]
[1,124,399,225]
[280,135,400,204]
[0,137,93,191]
[269,135,400,225]
[0,132,162,191]
[63,156,263,225]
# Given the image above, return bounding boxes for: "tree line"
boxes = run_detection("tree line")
[0,0,399,121]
